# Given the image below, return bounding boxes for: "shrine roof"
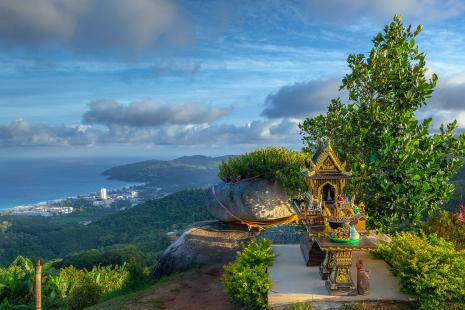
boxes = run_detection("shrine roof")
[307,139,349,175]
[302,169,351,179]
[311,140,328,164]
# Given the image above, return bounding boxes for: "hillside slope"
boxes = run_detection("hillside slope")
[102,155,234,192]
[87,265,243,310]
[0,189,212,265]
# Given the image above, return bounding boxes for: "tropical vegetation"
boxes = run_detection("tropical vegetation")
[218,147,310,198]
[424,210,465,250]
[376,232,465,310]
[0,256,137,309]
[222,238,275,310]
[0,189,211,266]
[299,15,465,231]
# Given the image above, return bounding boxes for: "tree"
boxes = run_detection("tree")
[299,16,465,231]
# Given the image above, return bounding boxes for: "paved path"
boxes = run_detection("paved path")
[268,244,414,309]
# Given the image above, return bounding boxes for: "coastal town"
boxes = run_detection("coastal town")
[7,184,166,217]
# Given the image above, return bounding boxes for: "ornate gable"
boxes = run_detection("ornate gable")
[309,140,346,174]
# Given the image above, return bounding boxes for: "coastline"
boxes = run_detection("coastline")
[1,182,145,212]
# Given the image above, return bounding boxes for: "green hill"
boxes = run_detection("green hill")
[0,189,212,266]
[102,155,235,192]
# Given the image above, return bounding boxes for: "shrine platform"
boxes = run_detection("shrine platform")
[268,244,415,309]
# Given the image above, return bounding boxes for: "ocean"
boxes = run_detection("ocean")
[0,157,146,210]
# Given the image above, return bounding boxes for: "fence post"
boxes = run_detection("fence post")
[35,258,42,310]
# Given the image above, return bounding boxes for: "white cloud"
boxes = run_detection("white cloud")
[82,100,231,127]
[261,79,341,119]
[304,0,465,23]
[0,0,190,51]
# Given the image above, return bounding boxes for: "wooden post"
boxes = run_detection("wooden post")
[35,258,42,310]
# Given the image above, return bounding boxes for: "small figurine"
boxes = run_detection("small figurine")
[324,220,332,233]
[350,223,360,240]
[356,260,369,295]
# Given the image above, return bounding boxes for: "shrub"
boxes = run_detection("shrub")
[222,238,275,310]
[67,276,103,310]
[0,256,35,307]
[57,245,149,270]
[377,232,465,309]
[424,210,465,250]
[218,147,310,198]
[125,261,150,290]
[0,256,131,309]
[85,264,129,295]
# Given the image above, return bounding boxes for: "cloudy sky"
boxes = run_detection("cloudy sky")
[1,0,465,158]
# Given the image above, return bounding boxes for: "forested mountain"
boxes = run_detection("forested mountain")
[447,163,465,211]
[0,189,212,266]
[102,155,234,192]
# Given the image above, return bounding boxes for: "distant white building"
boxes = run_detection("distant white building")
[131,191,139,198]
[93,200,105,207]
[100,188,108,200]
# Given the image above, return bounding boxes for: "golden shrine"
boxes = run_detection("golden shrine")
[296,140,366,233]
[296,140,372,296]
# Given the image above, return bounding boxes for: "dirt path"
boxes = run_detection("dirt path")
[122,265,244,310]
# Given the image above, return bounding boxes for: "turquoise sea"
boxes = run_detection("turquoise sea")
[0,157,147,210]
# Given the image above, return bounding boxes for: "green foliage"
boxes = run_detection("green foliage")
[124,261,150,290]
[0,189,212,266]
[102,155,230,192]
[0,256,130,309]
[0,256,35,308]
[222,238,275,310]
[377,232,465,309]
[235,238,276,267]
[56,245,149,270]
[424,210,465,250]
[299,15,465,231]
[67,277,102,310]
[218,147,310,198]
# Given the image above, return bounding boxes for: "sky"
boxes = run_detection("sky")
[1,0,465,159]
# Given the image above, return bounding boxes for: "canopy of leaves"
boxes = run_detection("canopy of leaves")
[299,16,465,231]
[218,147,310,198]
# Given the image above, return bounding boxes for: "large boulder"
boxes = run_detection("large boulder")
[151,220,257,279]
[207,177,295,222]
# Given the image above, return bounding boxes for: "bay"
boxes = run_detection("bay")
[0,157,147,210]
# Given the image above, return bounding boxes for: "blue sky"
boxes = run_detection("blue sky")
[1,0,465,158]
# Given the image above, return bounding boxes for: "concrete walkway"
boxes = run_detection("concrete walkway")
[268,244,414,309]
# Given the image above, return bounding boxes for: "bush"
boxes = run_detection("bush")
[218,147,310,198]
[57,245,149,270]
[222,238,275,310]
[125,261,150,290]
[85,264,129,295]
[0,256,131,309]
[377,232,465,309]
[67,277,103,310]
[424,210,465,250]
[0,256,35,308]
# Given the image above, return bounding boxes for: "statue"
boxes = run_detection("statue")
[356,260,369,295]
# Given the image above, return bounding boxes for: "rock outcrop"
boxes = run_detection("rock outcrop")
[151,221,257,279]
[207,177,294,222]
